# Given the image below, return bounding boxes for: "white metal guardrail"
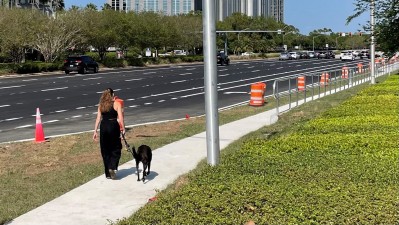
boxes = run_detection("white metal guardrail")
[272,60,399,114]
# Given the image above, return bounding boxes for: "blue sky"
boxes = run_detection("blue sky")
[65,0,369,35]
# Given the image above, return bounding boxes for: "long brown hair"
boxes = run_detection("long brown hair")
[99,88,114,113]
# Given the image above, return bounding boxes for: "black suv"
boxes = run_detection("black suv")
[63,55,99,74]
[217,52,230,66]
[359,51,370,59]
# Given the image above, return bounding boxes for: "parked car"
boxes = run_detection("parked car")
[279,52,291,60]
[63,55,99,74]
[341,52,355,61]
[173,49,187,56]
[217,52,230,66]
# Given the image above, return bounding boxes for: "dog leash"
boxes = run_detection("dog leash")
[121,133,133,154]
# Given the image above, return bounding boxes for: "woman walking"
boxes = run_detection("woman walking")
[93,88,125,180]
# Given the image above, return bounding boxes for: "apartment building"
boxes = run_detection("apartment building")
[1,0,57,17]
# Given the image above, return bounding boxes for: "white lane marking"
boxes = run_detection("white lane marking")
[171,80,187,84]
[83,77,102,80]
[0,85,25,90]
[143,72,156,74]
[76,107,86,109]
[55,110,68,113]
[0,105,10,108]
[43,120,59,124]
[126,98,135,101]
[180,92,204,98]
[128,105,139,108]
[179,73,192,76]
[41,87,68,92]
[247,66,255,69]
[251,70,260,72]
[224,91,249,94]
[277,67,284,69]
[22,79,38,82]
[158,100,165,102]
[218,69,228,72]
[186,68,196,71]
[144,102,153,105]
[125,78,143,81]
[16,125,33,129]
[95,89,121,94]
[5,117,23,121]
[219,74,230,77]
[71,115,82,118]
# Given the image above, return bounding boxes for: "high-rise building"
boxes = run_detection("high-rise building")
[197,0,283,22]
[108,0,284,22]
[107,0,195,15]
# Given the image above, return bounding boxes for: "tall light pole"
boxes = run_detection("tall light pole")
[203,0,220,166]
[370,0,376,84]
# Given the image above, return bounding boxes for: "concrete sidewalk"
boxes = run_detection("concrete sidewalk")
[7,107,282,225]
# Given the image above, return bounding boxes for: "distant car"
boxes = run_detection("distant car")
[352,50,361,58]
[317,51,328,59]
[318,51,335,59]
[241,52,255,56]
[217,52,230,66]
[360,51,370,59]
[174,50,187,56]
[289,52,299,59]
[299,52,310,59]
[327,51,336,59]
[341,52,355,61]
[279,52,291,60]
[63,55,99,74]
[307,51,316,58]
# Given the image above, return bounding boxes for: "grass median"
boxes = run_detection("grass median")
[119,74,398,224]
[0,74,397,224]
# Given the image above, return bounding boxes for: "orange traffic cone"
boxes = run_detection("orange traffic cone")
[35,108,46,143]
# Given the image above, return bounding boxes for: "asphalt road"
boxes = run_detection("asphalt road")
[0,57,369,143]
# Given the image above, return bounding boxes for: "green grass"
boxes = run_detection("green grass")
[117,74,399,225]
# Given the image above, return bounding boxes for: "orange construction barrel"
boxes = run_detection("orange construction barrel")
[320,73,330,86]
[249,82,266,106]
[297,76,305,91]
[341,66,349,79]
[357,63,363,73]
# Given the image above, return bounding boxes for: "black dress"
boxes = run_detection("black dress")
[100,106,122,178]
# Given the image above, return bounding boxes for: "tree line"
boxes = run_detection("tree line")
[1,0,396,64]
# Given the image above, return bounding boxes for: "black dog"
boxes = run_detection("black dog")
[131,145,152,182]
[121,134,152,182]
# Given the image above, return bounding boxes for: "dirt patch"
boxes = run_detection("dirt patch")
[0,118,193,177]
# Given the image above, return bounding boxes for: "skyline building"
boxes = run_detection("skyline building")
[107,0,284,22]
[107,0,195,15]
